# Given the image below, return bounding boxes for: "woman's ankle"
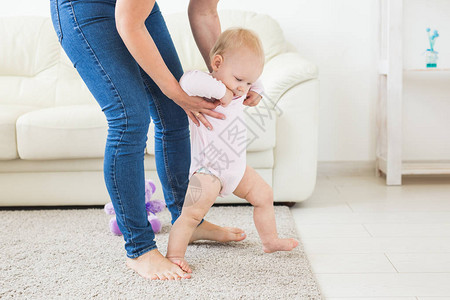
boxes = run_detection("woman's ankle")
[128,248,161,261]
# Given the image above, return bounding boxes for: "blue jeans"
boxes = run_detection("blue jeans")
[50,0,203,258]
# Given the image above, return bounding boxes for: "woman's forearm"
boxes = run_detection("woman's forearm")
[188,0,221,72]
[115,0,184,101]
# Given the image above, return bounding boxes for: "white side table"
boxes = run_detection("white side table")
[376,0,450,185]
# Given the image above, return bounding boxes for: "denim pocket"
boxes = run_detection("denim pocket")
[50,0,63,43]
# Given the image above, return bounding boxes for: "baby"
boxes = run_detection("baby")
[166,28,299,273]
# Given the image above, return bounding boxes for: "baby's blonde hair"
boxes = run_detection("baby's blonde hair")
[209,28,265,66]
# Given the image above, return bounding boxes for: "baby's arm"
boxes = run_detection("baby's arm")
[250,78,264,95]
[244,78,264,106]
[180,70,233,106]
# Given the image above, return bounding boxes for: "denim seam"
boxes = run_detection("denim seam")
[67,0,137,254]
[141,76,182,217]
[54,0,63,42]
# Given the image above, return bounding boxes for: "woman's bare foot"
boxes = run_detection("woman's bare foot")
[126,249,191,280]
[189,220,246,244]
[166,256,192,273]
[262,238,299,253]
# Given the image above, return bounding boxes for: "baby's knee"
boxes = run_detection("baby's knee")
[250,184,273,207]
[181,208,205,225]
[261,190,274,206]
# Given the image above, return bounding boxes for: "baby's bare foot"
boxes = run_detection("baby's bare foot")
[166,256,192,274]
[262,238,299,253]
[189,220,246,243]
[126,249,191,280]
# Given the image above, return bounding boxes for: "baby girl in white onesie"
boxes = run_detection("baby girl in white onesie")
[181,69,264,198]
[166,28,299,276]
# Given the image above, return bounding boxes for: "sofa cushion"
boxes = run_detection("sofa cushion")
[16,105,108,160]
[0,104,41,160]
[15,103,276,160]
[0,148,273,174]
[145,104,277,155]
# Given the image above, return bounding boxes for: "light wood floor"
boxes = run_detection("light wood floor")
[291,173,450,299]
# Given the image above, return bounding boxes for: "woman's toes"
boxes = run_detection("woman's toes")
[150,274,159,280]
[165,272,175,280]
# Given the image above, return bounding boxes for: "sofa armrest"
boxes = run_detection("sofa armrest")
[273,79,320,202]
[261,52,318,107]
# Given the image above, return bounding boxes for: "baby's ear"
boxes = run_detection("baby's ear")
[211,54,223,71]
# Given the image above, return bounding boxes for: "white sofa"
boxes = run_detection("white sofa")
[0,10,319,206]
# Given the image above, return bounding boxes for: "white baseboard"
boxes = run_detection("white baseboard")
[317,161,376,176]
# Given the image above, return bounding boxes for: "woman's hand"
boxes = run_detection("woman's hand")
[243,91,262,107]
[173,92,226,130]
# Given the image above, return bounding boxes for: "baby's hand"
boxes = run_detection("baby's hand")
[243,90,262,107]
[220,88,233,107]
[167,256,192,273]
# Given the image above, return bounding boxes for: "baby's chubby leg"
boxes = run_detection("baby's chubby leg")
[166,172,221,272]
[233,165,299,253]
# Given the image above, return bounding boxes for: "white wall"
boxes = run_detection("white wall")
[2,0,449,162]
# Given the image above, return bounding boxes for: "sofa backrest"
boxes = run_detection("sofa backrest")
[0,17,96,108]
[0,11,287,108]
[166,10,288,71]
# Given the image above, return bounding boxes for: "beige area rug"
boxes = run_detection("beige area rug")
[0,205,322,299]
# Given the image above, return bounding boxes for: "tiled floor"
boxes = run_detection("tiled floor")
[290,173,450,299]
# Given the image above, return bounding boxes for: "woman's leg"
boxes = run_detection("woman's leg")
[51,0,191,280]
[137,3,203,226]
[51,0,156,259]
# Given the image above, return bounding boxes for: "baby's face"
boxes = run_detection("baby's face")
[211,48,263,98]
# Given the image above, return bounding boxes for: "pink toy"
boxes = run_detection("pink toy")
[104,179,166,235]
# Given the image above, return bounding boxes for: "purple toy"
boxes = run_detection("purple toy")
[104,179,166,235]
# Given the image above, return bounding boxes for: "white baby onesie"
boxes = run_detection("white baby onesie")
[180,70,264,197]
